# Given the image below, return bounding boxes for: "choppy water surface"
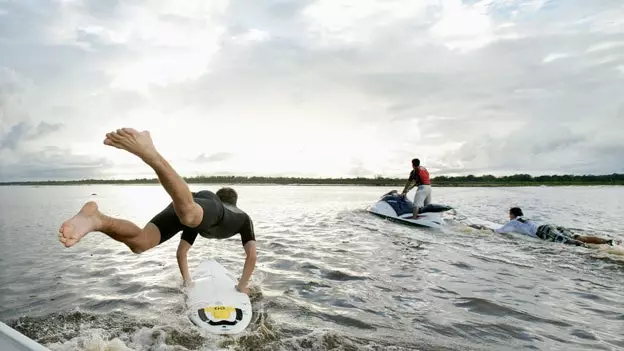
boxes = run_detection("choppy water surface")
[1,185,623,351]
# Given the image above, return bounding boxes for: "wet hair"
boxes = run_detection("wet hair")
[216,187,238,206]
[411,158,420,167]
[509,207,523,217]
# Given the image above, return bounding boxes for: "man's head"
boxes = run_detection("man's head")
[411,158,420,169]
[216,187,238,206]
[509,207,523,219]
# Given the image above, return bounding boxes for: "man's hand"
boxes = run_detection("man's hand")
[235,282,250,295]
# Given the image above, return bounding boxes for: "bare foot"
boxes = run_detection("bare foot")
[59,201,103,247]
[103,128,160,163]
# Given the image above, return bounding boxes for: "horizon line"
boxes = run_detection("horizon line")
[1,172,623,185]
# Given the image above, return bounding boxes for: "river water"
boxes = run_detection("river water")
[1,185,623,351]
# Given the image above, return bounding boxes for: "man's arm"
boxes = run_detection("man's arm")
[402,170,419,195]
[494,221,516,234]
[177,230,198,286]
[468,222,512,233]
[401,179,415,195]
[236,240,256,294]
[468,224,494,231]
[176,240,192,285]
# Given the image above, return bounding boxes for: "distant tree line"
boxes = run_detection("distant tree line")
[430,173,624,186]
[1,173,623,186]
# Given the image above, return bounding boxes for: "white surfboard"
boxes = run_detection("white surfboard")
[186,259,252,334]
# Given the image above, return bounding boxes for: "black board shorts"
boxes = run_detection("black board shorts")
[149,190,224,245]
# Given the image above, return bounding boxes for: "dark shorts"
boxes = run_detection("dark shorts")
[149,190,224,246]
[536,224,583,246]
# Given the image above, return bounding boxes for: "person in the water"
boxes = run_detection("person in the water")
[470,207,618,246]
[58,128,257,294]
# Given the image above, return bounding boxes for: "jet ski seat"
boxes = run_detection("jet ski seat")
[380,191,453,216]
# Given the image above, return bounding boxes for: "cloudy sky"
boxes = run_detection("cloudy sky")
[1,0,623,181]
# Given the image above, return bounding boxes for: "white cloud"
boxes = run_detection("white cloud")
[0,0,623,182]
[428,0,496,51]
[44,1,230,93]
[542,53,573,63]
[302,0,430,46]
[586,41,624,53]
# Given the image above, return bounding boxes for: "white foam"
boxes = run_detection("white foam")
[44,324,225,351]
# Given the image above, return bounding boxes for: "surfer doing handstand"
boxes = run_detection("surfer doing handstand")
[58,128,256,294]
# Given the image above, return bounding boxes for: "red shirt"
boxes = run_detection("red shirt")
[409,166,431,185]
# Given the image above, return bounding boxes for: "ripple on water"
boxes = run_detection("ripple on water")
[428,285,460,296]
[570,329,598,340]
[116,282,146,295]
[82,297,152,311]
[321,269,369,281]
[88,267,120,278]
[268,258,299,271]
[449,261,474,270]
[451,322,541,344]
[454,296,575,329]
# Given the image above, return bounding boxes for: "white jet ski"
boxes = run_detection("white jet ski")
[366,190,454,229]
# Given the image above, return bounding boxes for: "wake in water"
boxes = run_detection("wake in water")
[6,307,274,350]
[7,276,440,351]
[6,309,440,351]
[6,284,278,351]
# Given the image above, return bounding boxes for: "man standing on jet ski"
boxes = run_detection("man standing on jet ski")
[400,158,431,219]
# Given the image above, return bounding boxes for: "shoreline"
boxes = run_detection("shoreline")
[2,185,621,187]
[1,176,623,187]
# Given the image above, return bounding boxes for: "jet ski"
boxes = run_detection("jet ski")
[366,190,454,229]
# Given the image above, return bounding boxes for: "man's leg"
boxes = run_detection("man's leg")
[410,186,426,218]
[424,186,432,206]
[411,190,420,218]
[59,201,161,252]
[574,236,613,245]
[103,128,203,227]
[556,226,613,245]
[59,127,202,249]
